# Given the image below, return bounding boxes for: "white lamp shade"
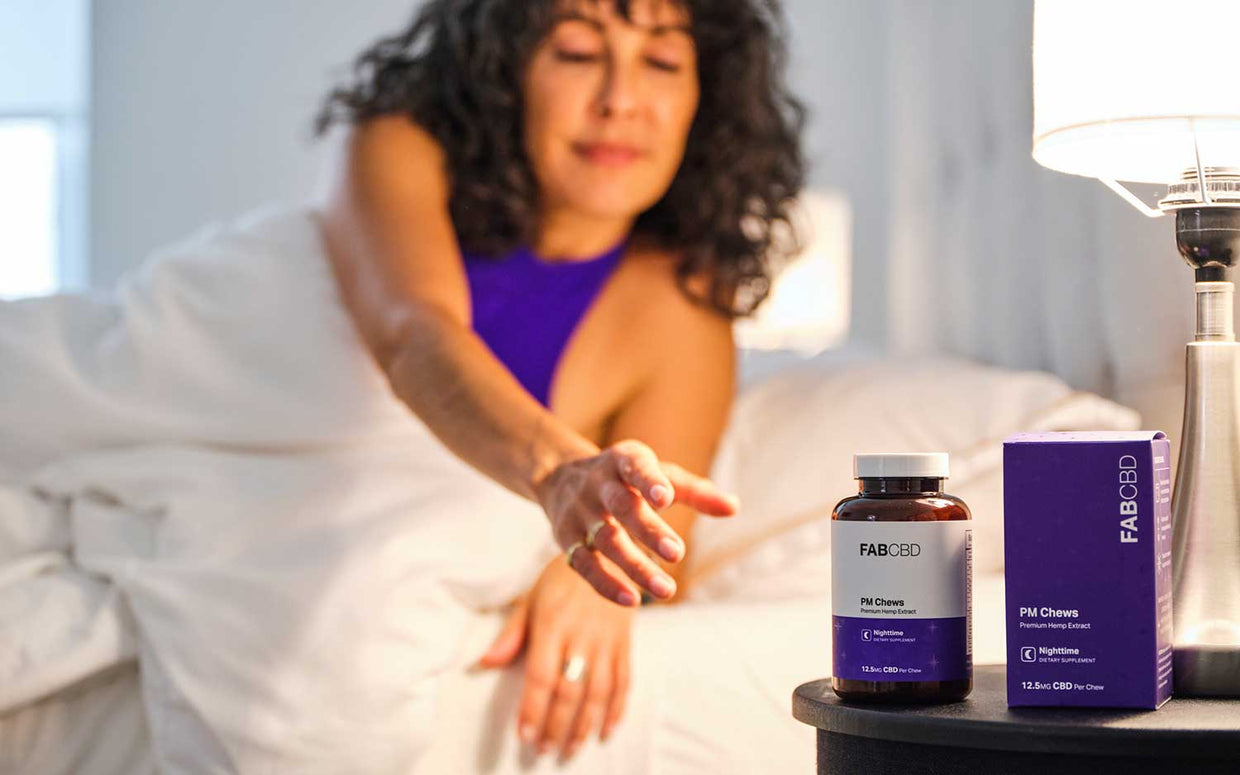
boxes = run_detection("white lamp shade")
[1033,0,1240,184]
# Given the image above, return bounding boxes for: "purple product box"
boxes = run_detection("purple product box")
[1003,431,1173,708]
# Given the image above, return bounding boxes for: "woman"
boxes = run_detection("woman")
[314,0,804,761]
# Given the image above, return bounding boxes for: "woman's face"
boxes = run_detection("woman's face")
[522,0,700,224]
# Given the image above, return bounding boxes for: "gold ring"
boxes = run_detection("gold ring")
[562,654,588,683]
[585,518,608,550]
[564,540,586,566]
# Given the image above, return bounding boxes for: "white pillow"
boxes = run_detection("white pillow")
[688,348,1141,601]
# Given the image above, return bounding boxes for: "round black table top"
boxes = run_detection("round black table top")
[792,666,1240,760]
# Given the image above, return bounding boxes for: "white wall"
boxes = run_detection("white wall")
[781,0,890,345]
[873,0,1189,449]
[89,0,417,286]
[88,1,896,334]
[87,0,1193,437]
[0,0,88,112]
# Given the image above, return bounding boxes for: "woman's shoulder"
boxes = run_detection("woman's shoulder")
[625,242,729,314]
[620,242,734,354]
[606,241,736,437]
[340,115,447,177]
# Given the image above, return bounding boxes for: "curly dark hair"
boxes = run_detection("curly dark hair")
[315,0,806,318]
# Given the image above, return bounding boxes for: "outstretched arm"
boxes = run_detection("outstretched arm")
[318,115,591,502]
[316,115,737,606]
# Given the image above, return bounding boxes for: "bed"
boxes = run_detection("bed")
[0,204,1141,773]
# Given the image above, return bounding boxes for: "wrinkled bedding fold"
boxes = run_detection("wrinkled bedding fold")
[0,205,559,771]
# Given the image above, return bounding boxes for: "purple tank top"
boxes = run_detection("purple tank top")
[463,238,626,408]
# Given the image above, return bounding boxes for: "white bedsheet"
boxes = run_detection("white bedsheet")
[2,572,1009,775]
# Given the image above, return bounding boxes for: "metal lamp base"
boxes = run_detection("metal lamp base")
[1171,328,1240,696]
[1173,646,1240,697]
[1170,205,1240,696]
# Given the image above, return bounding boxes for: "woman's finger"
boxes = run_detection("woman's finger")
[597,479,685,564]
[660,461,740,516]
[540,647,590,755]
[602,643,630,742]
[517,620,561,749]
[588,514,677,600]
[609,440,675,509]
[565,646,613,758]
[568,545,641,608]
[475,595,529,668]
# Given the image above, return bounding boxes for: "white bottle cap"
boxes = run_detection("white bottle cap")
[853,452,950,479]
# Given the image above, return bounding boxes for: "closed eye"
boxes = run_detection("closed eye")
[646,57,681,73]
[555,49,601,64]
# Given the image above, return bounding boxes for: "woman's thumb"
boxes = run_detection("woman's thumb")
[474,596,530,669]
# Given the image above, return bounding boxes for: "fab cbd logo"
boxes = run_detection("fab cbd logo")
[859,542,922,557]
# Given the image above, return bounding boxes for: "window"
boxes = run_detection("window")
[0,0,89,299]
[0,119,59,298]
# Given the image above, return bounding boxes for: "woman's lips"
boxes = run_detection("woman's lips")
[572,142,644,166]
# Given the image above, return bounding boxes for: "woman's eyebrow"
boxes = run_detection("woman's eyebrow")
[647,23,692,38]
[551,11,691,37]
[551,11,606,30]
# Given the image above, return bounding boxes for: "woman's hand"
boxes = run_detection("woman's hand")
[533,439,739,606]
[476,556,634,760]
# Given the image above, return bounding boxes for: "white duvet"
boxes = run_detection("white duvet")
[0,205,564,772]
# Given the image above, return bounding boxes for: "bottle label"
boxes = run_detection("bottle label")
[831,519,972,682]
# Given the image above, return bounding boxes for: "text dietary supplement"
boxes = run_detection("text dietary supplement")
[831,452,973,703]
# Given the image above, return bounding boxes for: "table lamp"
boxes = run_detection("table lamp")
[1032,0,1240,696]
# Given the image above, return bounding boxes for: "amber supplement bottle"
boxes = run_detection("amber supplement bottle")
[831,453,972,703]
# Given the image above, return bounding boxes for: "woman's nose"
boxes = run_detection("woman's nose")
[594,60,641,119]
